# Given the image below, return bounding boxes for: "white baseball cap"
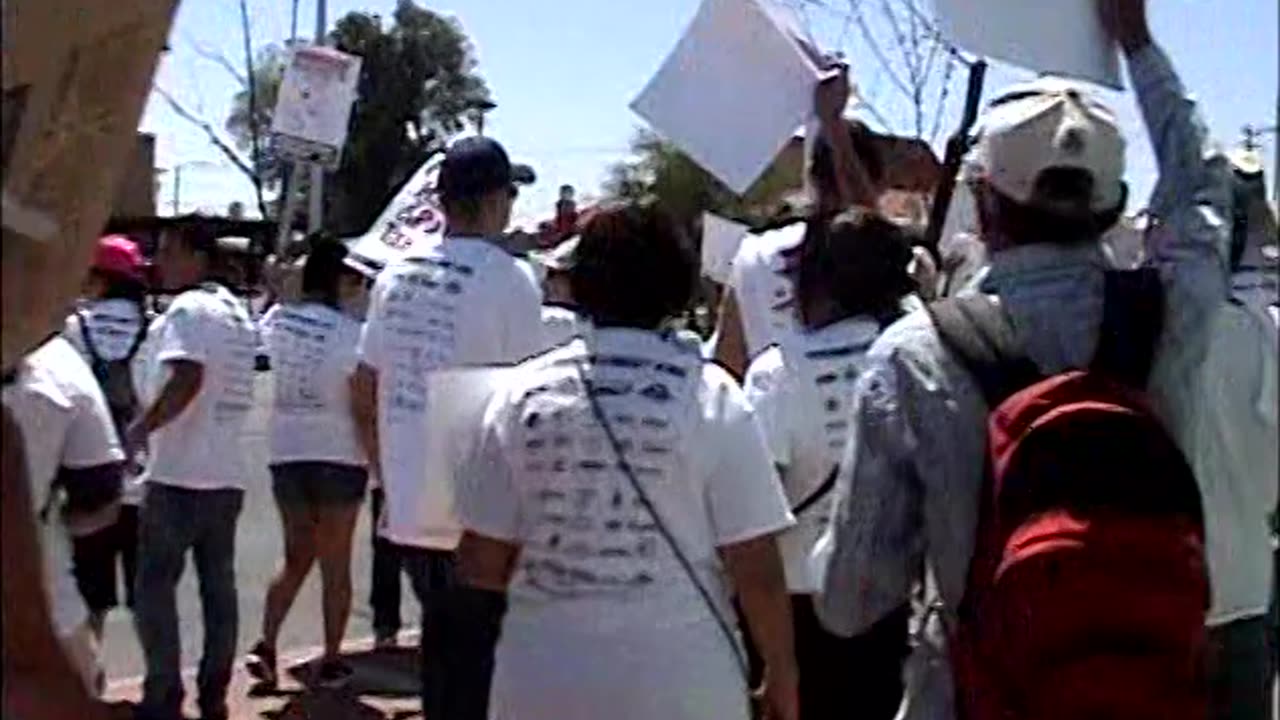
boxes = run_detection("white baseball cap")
[967,76,1125,215]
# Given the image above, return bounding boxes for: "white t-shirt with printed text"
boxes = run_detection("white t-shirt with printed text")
[744,317,881,593]
[261,302,366,466]
[727,223,805,363]
[359,236,544,549]
[457,329,793,719]
[3,337,125,637]
[146,284,257,490]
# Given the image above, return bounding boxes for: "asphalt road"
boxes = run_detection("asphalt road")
[102,372,418,682]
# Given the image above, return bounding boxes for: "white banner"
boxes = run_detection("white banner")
[631,0,828,195]
[933,0,1121,88]
[344,158,446,270]
[271,45,362,168]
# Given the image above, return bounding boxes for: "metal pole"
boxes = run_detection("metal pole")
[276,160,304,252]
[173,165,181,215]
[308,0,327,234]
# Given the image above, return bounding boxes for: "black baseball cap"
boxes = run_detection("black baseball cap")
[436,136,536,202]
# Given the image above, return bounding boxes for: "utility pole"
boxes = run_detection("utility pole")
[173,165,181,215]
[308,0,327,234]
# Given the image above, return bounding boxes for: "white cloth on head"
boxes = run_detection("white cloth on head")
[457,328,793,720]
[726,223,804,362]
[744,317,880,593]
[3,337,124,637]
[145,284,257,490]
[63,298,147,362]
[359,236,544,549]
[260,302,365,466]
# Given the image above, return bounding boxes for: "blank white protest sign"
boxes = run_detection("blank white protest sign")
[631,0,825,195]
[933,0,1121,89]
[701,212,751,284]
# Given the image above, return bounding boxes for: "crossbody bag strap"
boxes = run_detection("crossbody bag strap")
[573,358,750,681]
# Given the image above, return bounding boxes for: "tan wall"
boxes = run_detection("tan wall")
[112,132,156,218]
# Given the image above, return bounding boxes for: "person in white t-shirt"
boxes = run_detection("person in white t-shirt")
[713,66,887,379]
[128,229,257,720]
[350,135,542,718]
[61,234,152,646]
[244,237,373,689]
[537,235,590,350]
[454,203,799,720]
[3,336,127,696]
[744,210,919,719]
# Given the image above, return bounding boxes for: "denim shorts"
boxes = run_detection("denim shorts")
[270,462,368,509]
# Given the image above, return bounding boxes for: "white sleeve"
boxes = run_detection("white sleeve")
[63,377,125,469]
[455,390,522,542]
[503,261,547,364]
[358,281,387,369]
[742,348,792,468]
[698,367,795,547]
[156,299,207,365]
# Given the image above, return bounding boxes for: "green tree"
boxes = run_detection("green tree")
[226,0,491,235]
[602,129,802,229]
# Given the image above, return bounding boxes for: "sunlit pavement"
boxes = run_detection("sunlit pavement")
[101,373,426,717]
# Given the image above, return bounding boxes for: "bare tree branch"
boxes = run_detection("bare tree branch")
[153,86,267,208]
[188,36,248,89]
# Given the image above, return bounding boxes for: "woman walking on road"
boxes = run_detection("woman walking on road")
[454,204,800,720]
[247,237,373,689]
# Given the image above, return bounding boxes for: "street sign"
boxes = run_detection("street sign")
[270,45,362,169]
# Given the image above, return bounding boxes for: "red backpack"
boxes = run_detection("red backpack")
[929,269,1209,720]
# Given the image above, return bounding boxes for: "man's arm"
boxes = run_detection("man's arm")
[814,66,878,209]
[1,408,113,720]
[1102,0,1233,389]
[350,363,381,481]
[712,289,750,379]
[127,360,203,449]
[721,534,799,720]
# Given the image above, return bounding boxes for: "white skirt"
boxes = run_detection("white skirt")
[490,614,749,720]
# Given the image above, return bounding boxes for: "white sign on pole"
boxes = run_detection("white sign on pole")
[270,45,362,169]
[631,0,828,195]
[701,212,750,284]
[933,0,1121,89]
[344,158,446,270]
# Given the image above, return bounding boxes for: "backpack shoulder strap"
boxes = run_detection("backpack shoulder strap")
[1092,268,1164,387]
[124,311,150,361]
[74,308,104,367]
[927,295,1042,408]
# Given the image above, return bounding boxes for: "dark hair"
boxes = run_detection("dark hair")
[809,120,885,199]
[985,168,1127,247]
[790,209,917,328]
[440,193,487,223]
[301,234,352,308]
[569,203,697,330]
[90,268,148,304]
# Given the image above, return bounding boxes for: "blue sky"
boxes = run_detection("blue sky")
[144,0,1278,231]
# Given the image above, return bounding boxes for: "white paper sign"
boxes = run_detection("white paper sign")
[422,367,516,540]
[934,0,1121,89]
[271,45,363,168]
[631,0,825,194]
[344,159,445,270]
[701,212,750,283]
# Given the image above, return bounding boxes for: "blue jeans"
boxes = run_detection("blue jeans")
[133,484,243,720]
[399,543,465,717]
